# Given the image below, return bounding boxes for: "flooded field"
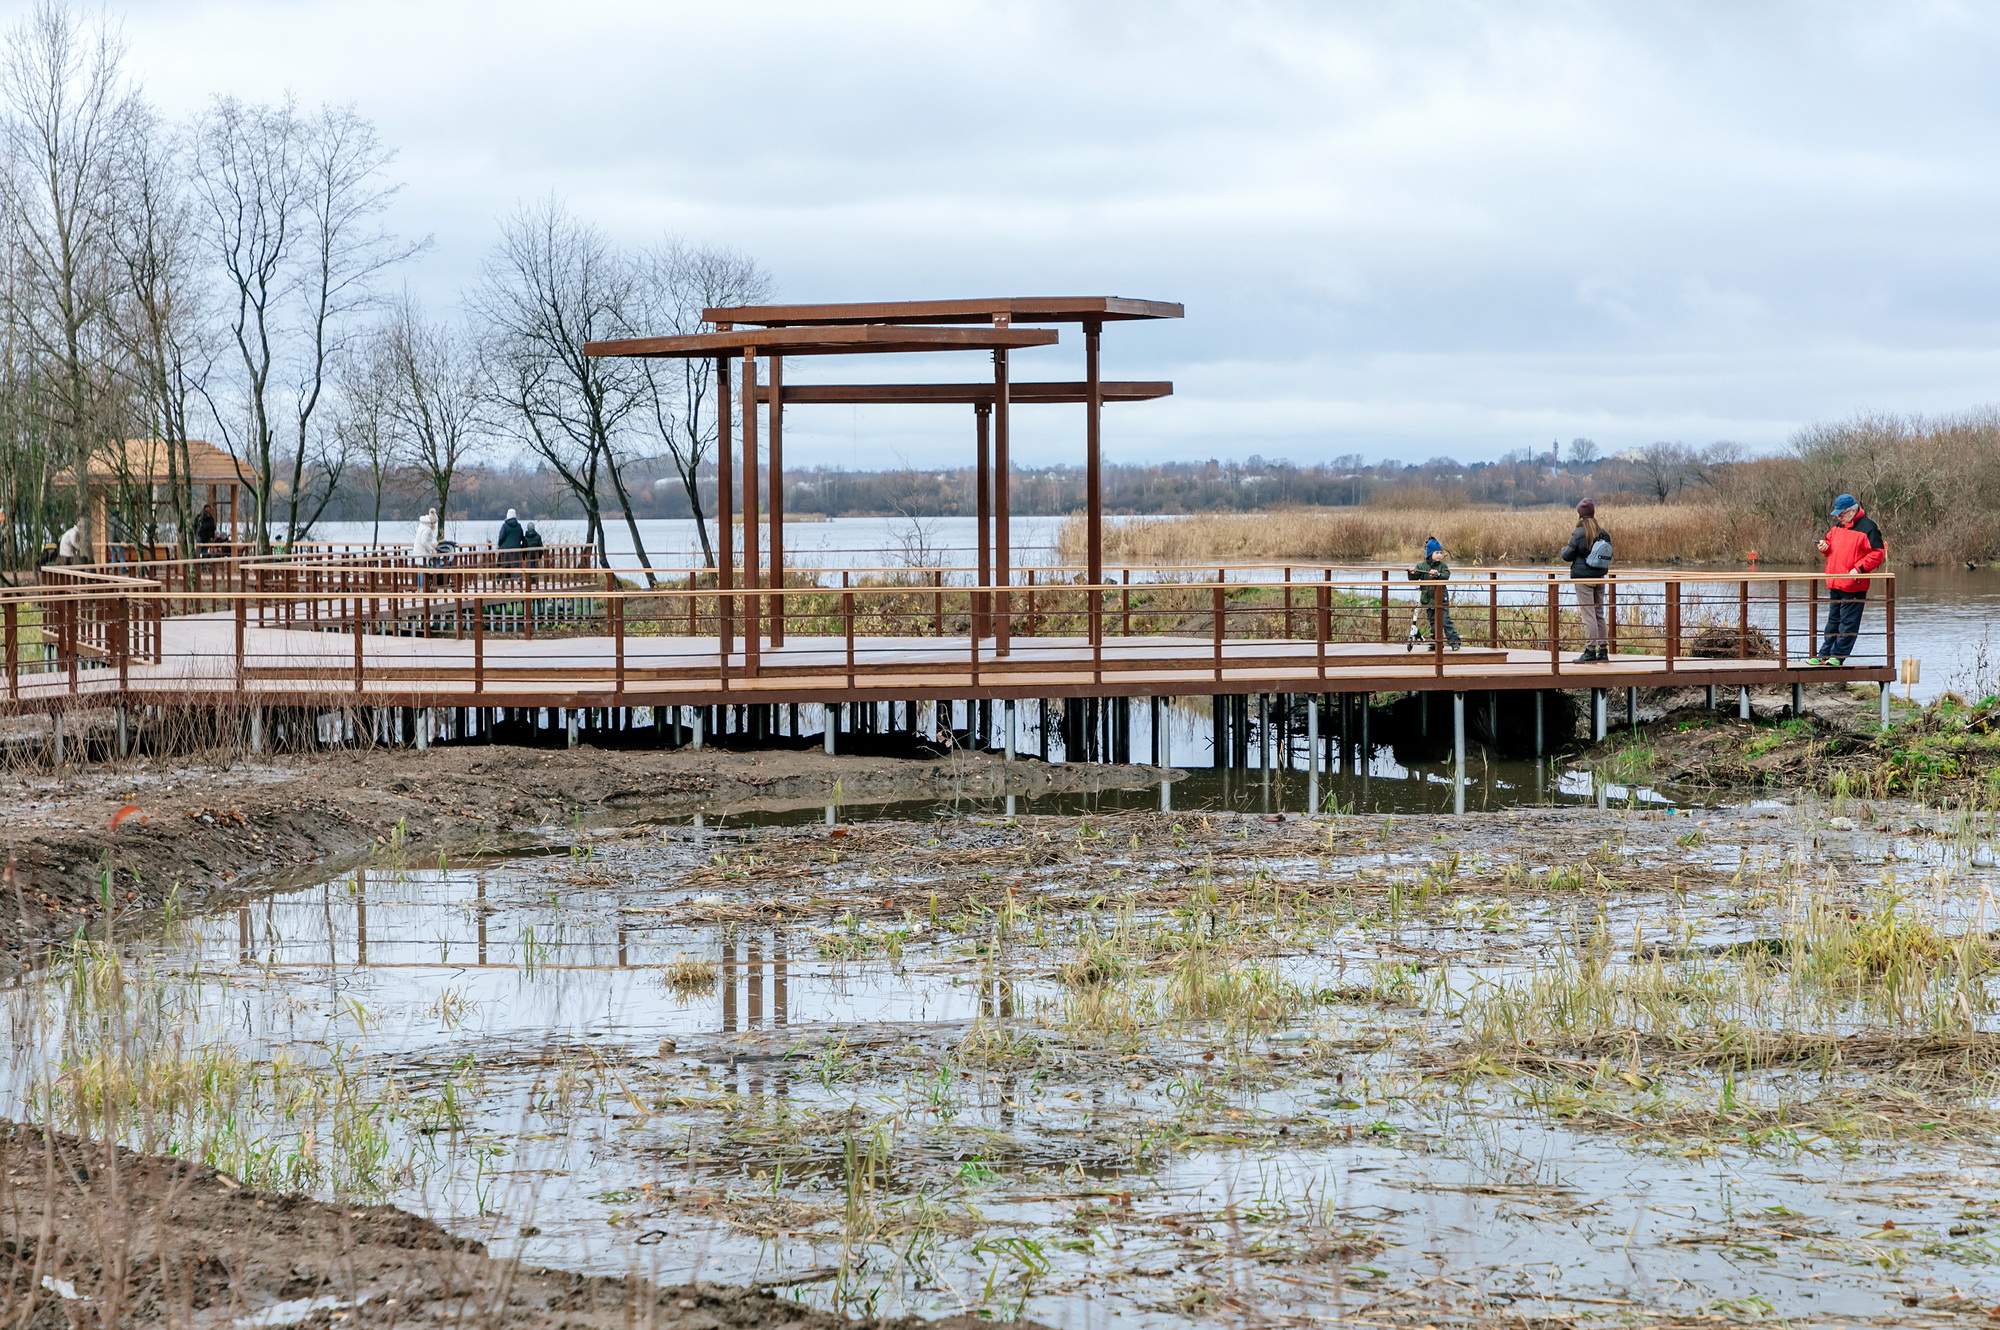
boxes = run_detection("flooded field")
[12,794,2000,1326]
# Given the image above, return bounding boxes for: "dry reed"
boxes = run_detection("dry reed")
[1059,504,1749,567]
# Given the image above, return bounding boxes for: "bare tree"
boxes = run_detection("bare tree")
[0,0,139,556]
[1565,437,1598,468]
[472,199,651,575]
[636,239,771,569]
[1634,441,1696,504]
[330,325,399,544]
[110,100,210,557]
[380,296,480,523]
[188,95,419,550]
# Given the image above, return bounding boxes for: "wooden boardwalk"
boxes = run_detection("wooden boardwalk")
[5,617,1887,710]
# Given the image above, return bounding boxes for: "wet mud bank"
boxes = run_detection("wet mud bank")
[0,746,1172,970]
[0,1127,1047,1329]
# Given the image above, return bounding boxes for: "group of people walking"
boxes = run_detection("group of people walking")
[1406,494,1886,665]
[408,508,544,566]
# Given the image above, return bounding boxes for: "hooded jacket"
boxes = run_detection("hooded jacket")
[1822,508,1885,594]
[1559,524,1611,579]
[497,516,524,550]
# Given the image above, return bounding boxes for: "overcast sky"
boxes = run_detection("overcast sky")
[80,0,2000,469]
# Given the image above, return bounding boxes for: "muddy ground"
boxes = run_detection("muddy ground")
[0,745,1173,968]
[0,1127,1046,1329]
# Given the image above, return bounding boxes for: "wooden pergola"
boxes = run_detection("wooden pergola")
[584,296,1181,660]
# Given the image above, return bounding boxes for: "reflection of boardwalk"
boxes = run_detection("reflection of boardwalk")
[8,618,1888,707]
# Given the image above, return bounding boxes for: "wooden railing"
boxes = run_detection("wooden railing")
[0,567,1896,707]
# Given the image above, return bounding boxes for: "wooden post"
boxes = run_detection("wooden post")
[993,342,1011,655]
[768,353,785,647]
[1738,579,1749,657]
[234,594,245,689]
[716,353,734,656]
[1487,571,1498,646]
[1778,578,1789,664]
[974,401,991,642]
[1379,569,1390,642]
[1212,578,1225,682]
[473,595,484,695]
[5,600,17,699]
[1665,580,1680,672]
[611,576,626,693]
[1547,574,1561,676]
[740,350,760,670]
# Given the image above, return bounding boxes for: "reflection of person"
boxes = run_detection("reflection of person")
[1559,499,1614,662]
[1812,494,1886,665]
[1404,537,1460,650]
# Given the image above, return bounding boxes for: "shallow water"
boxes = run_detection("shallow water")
[13,800,2000,1325]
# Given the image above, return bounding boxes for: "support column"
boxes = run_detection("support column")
[416,708,430,751]
[715,354,734,656]
[1738,685,1751,720]
[974,401,992,642]
[52,713,64,765]
[249,707,264,755]
[1791,681,1804,718]
[1452,691,1467,816]
[824,703,836,755]
[1705,684,1716,711]
[692,708,705,750]
[740,350,760,664]
[1004,699,1017,761]
[1880,683,1892,730]
[1626,686,1637,731]
[115,706,128,759]
[1533,691,1544,757]
[1592,688,1608,742]
[993,344,1012,654]
[1307,693,1320,775]
[768,354,785,647]
[565,709,579,749]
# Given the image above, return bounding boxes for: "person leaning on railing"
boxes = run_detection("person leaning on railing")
[1558,499,1614,662]
[1810,493,1886,666]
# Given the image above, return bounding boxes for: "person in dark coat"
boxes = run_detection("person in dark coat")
[1404,537,1461,649]
[193,504,217,557]
[1812,494,1886,664]
[497,508,524,570]
[520,520,543,567]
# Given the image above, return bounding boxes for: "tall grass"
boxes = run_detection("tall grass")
[1059,503,1747,567]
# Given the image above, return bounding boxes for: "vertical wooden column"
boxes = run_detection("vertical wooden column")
[993,344,1012,655]
[740,350,760,669]
[768,355,785,647]
[1084,317,1103,643]
[716,353,734,656]
[974,401,992,641]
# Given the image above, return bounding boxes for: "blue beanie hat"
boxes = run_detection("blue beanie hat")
[1830,493,1857,516]
[1424,537,1442,556]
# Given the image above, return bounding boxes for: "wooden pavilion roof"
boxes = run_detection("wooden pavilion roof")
[704,296,1183,327]
[55,438,242,485]
[585,324,1058,360]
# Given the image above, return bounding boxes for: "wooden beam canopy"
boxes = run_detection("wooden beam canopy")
[583,324,1057,360]
[750,381,1172,405]
[702,296,1183,327]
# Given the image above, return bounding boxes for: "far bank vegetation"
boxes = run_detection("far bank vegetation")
[1062,410,2000,568]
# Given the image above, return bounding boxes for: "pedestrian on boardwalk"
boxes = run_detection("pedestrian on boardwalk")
[1559,499,1614,662]
[1812,494,1886,665]
[520,520,543,567]
[498,508,524,571]
[1405,537,1461,650]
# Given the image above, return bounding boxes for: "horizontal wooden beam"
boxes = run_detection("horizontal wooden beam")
[586,324,1058,360]
[703,296,1184,327]
[751,381,1172,405]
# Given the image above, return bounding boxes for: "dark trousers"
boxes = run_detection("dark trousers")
[1817,588,1866,661]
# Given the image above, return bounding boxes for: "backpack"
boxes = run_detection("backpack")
[1585,537,1613,570]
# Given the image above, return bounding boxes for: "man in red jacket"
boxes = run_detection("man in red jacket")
[1811,494,1886,665]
